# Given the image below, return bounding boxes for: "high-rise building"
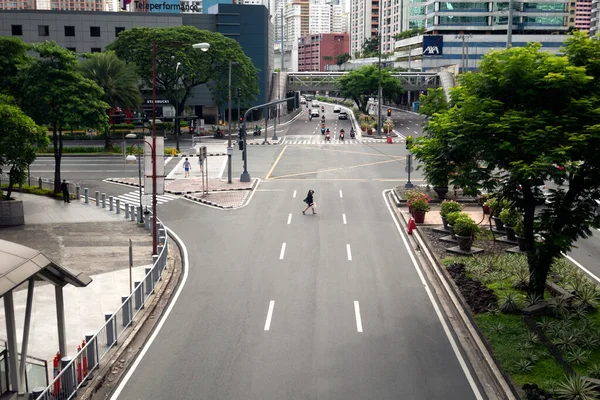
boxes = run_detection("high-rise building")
[575,0,592,31]
[591,0,600,34]
[349,0,377,57]
[298,32,349,71]
[407,1,569,35]
[0,0,104,10]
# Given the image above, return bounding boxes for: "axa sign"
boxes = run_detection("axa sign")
[422,35,443,57]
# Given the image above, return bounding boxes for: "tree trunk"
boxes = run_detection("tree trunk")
[53,123,62,193]
[6,165,15,199]
[104,124,111,150]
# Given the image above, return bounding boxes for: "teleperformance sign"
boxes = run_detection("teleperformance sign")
[422,35,443,57]
[128,0,201,12]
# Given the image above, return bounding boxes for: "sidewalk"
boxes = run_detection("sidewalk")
[0,192,154,366]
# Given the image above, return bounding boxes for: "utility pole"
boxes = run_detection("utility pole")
[281,6,284,71]
[376,0,383,139]
[507,0,514,47]
[227,60,232,183]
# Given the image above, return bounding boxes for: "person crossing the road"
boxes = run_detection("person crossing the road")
[302,190,316,215]
[183,157,192,178]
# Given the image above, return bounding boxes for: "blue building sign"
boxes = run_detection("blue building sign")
[422,35,443,57]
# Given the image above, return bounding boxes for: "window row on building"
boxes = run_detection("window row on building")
[10,23,125,37]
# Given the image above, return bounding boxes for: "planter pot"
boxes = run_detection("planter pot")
[455,234,474,251]
[449,225,456,239]
[441,216,449,230]
[505,226,517,241]
[413,210,426,223]
[0,199,25,227]
[367,129,374,135]
[516,235,528,252]
[361,127,367,132]
[408,205,413,215]
[433,187,449,200]
[492,216,505,231]
[483,205,490,215]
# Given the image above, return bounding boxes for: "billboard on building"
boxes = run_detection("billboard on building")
[422,35,443,57]
[133,0,181,12]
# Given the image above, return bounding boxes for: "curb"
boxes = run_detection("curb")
[176,153,227,157]
[182,179,259,209]
[104,178,254,195]
[78,236,182,400]
[248,141,279,145]
[387,190,518,400]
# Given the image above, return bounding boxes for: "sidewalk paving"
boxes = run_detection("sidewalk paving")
[0,192,154,367]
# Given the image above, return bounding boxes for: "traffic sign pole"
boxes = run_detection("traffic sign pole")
[405,154,415,189]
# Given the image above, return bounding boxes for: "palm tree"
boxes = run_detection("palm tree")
[79,51,142,149]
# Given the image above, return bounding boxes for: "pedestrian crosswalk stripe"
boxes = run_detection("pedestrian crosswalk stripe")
[116,190,179,206]
[280,138,405,145]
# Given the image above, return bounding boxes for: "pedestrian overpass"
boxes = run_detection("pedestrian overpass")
[286,71,440,92]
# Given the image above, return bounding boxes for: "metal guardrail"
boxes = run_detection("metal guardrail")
[0,173,79,199]
[33,221,170,400]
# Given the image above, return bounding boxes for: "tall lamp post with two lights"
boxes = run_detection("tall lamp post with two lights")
[146,40,210,255]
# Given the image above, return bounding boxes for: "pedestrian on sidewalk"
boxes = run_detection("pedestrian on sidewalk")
[302,190,316,215]
[183,157,191,178]
[60,180,70,203]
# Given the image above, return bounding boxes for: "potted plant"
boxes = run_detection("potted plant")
[367,123,374,135]
[480,194,492,215]
[360,122,369,132]
[440,200,462,230]
[489,198,509,231]
[403,189,419,213]
[446,211,467,239]
[411,198,430,223]
[514,219,528,252]
[453,215,480,251]
[499,208,519,242]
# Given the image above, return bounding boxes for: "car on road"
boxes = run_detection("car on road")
[311,100,319,107]
[338,111,348,120]
[311,109,320,117]
[333,105,341,113]
[300,97,306,104]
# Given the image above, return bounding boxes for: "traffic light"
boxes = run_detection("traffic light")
[387,108,392,117]
[238,139,244,151]
[237,88,242,97]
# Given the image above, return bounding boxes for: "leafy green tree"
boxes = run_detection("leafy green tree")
[79,51,143,149]
[418,87,448,117]
[21,42,109,193]
[362,37,379,58]
[0,37,31,102]
[336,53,351,66]
[336,65,403,112]
[412,36,600,297]
[0,95,48,199]
[106,26,259,146]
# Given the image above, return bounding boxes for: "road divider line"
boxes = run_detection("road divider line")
[293,190,297,198]
[564,253,600,284]
[264,301,275,331]
[346,244,352,261]
[287,213,292,225]
[343,213,347,224]
[280,243,287,260]
[354,301,363,332]
[339,190,343,198]
[264,145,288,180]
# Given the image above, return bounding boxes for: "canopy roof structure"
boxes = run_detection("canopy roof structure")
[0,239,91,295]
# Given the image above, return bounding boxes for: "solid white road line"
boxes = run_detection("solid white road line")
[110,226,189,400]
[354,301,363,333]
[264,300,275,331]
[164,156,174,165]
[383,190,483,400]
[414,130,418,134]
[346,244,352,261]
[343,213,347,224]
[287,213,292,225]
[339,190,343,198]
[564,253,600,284]
[217,157,227,179]
[280,243,287,260]
[293,190,297,198]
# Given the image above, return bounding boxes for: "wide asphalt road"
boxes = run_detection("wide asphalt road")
[110,109,480,399]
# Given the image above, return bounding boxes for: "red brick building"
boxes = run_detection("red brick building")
[298,33,349,72]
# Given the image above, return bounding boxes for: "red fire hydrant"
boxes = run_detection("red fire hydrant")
[407,217,417,235]
[387,135,393,144]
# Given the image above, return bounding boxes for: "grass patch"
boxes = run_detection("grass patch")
[1,185,63,200]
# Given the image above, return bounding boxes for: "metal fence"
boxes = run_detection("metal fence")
[0,173,79,199]
[32,221,170,400]
[0,339,49,395]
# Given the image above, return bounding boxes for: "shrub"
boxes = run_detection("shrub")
[447,211,468,226]
[440,200,462,218]
[499,208,520,228]
[453,215,480,236]
[514,219,525,237]
[555,375,599,399]
[411,198,430,212]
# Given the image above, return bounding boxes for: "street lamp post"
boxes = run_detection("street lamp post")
[175,61,182,152]
[147,40,209,254]
[125,132,144,223]
[227,59,233,184]
[376,0,383,139]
